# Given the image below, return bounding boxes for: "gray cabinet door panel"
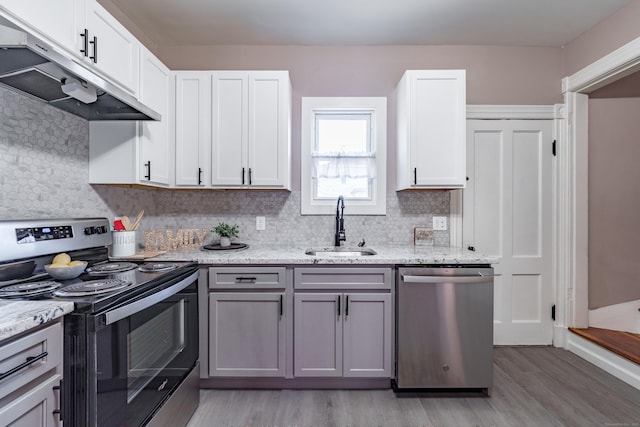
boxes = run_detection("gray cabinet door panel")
[294,293,342,377]
[343,294,392,377]
[209,267,286,289]
[209,292,285,377]
[294,267,392,290]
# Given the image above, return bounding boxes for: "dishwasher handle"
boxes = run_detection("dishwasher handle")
[401,274,492,284]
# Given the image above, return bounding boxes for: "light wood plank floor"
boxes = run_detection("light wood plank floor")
[187,347,640,427]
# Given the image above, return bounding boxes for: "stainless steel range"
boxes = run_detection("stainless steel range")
[0,218,200,427]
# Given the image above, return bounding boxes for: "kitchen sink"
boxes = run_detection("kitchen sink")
[304,248,377,257]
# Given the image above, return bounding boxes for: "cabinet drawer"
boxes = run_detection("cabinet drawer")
[294,267,392,290]
[209,267,286,289]
[0,322,62,400]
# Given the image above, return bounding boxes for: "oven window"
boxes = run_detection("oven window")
[127,299,185,402]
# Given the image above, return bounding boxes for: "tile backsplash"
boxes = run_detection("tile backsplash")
[1,87,451,248]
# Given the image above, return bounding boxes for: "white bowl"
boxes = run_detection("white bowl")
[45,262,88,280]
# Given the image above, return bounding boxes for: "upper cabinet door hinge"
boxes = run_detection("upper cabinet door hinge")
[552,140,557,157]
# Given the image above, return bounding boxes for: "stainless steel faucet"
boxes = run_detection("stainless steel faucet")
[334,195,346,246]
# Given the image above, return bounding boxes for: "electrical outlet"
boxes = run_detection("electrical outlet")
[256,216,266,231]
[432,216,447,231]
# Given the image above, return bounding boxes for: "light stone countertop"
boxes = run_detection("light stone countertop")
[0,299,74,343]
[145,244,498,265]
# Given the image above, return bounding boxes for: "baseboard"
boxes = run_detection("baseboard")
[567,332,640,391]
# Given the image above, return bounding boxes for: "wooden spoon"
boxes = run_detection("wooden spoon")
[120,216,131,231]
[130,210,145,230]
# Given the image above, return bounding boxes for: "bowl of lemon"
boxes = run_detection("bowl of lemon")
[45,253,88,280]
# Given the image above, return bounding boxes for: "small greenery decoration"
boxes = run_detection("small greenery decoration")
[212,222,239,238]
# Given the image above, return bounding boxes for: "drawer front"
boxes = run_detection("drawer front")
[0,322,62,400]
[209,267,286,289]
[294,267,392,290]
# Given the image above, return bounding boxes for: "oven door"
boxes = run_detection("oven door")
[94,271,198,427]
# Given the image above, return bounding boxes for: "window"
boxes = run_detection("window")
[301,97,387,215]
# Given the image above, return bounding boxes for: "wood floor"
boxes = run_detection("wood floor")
[186,347,640,427]
[570,327,640,365]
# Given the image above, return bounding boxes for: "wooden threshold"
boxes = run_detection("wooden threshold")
[569,326,640,365]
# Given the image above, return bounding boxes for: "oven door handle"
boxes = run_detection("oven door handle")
[103,271,198,325]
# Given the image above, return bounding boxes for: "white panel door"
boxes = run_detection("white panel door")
[85,1,139,94]
[248,72,288,187]
[463,120,553,345]
[211,72,247,186]
[138,48,172,186]
[175,72,210,186]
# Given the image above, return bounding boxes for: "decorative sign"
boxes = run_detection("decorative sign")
[144,228,209,251]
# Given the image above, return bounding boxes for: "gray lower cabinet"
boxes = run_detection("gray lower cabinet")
[209,292,286,377]
[0,322,63,427]
[206,266,288,378]
[294,267,393,378]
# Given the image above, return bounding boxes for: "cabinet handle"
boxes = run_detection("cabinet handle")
[279,294,283,317]
[248,168,252,185]
[413,167,417,185]
[337,295,341,316]
[235,276,256,283]
[0,351,48,381]
[198,167,203,185]
[53,379,63,421]
[241,167,245,185]
[144,161,151,180]
[80,29,89,57]
[345,295,349,316]
[89,36,97,63]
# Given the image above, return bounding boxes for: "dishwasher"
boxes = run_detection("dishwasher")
[393,266,494,393]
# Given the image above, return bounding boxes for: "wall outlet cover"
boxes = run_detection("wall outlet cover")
[256,216,266,231]
[433,216,448,231]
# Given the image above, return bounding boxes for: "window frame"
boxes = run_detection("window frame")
[301,97,387,215]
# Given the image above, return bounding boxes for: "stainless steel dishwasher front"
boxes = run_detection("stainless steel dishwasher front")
[394,266,494,392]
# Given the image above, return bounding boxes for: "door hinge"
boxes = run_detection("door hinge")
[552,140,557,156]
[551,304,556,321]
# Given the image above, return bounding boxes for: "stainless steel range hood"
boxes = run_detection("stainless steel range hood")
[0,17,160,121]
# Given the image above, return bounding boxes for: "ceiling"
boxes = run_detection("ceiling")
[105,0,634,47]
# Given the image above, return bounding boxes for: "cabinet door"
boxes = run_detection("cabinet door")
[247,71,291,188]
[397,70,466,189]
[294,293,342,377]
[176,72,211,186]
[0,374,61,427]
[209,293,285,377]
[211,72,247,187]
[138,48,173,186]
[85,1,139,94]
[343,293,392,377]
[0,0,84,58]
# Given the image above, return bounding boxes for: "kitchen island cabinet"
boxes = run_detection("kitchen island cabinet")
[294,267,393,378]
[396,69,466,190]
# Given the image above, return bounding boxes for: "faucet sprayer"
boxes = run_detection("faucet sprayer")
[335,196,346,247]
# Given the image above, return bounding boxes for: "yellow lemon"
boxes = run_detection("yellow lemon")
[52,253,71,265]
[49,262,69,269]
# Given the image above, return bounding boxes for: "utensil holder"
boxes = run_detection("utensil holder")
[112,231,136,257]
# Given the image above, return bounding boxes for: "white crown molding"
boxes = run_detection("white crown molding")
[466,105,555,120]
[564,35,640,94]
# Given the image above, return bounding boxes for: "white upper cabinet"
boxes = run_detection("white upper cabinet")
[211,71,291,189]
[83,1,139,94]
[0,0,139,95]
[89,48,173,187]
[396,70,466,190]
[175,72,211,187]
[138,46,173,186]
[0,0,85,56]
